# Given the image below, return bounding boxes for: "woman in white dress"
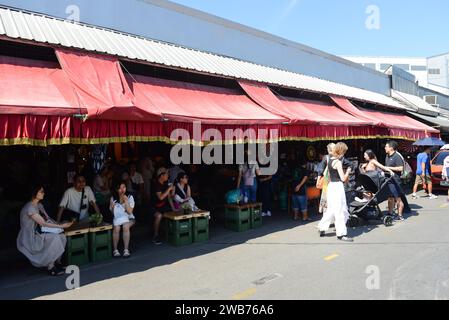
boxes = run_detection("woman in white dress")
[17,185,73,276]
[110,181,135,258]
[318,142,353,242]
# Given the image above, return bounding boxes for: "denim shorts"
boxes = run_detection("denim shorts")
[292,195,307,212]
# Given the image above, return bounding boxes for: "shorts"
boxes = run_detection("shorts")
[415,174,432,185]
[292,195,308,212]
[152,204,172,216]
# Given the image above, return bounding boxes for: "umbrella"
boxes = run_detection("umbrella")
[413,137,446,147]
[441,144,449,150]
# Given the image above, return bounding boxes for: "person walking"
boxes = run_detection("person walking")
[442,154,449,202]
[412,147,438,200]
[318,142,353,242]
[316,143,335,215]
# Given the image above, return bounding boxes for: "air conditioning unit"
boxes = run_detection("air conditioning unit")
[424,95,438,105]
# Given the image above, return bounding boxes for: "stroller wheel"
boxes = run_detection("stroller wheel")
[347,216,360,228]
[383,216,394,227]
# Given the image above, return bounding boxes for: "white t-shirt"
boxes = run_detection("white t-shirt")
[111,195,135,226]
[59,186,96,220]
[122,172,144,192]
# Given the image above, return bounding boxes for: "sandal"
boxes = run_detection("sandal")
[48,266,64,276]
[123,249,131,259]
[113,250,121,258]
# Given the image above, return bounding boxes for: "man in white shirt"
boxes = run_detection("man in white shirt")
[57,174,102,222]
[122,163,145,195]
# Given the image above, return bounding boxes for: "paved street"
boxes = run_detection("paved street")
[1,192,449,300]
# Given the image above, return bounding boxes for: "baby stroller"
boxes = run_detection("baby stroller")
[346,171,395,227]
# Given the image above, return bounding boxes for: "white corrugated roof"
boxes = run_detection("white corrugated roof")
[392,90,440,116]
[0,6,406,110]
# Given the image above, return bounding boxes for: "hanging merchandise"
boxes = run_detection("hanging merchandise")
[92,144,108,174]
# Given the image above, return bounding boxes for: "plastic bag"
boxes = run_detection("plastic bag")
[225,189,242,204]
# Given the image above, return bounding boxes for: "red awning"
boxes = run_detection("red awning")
[330,95,440,137]
[0,55,83,116]
[55,49,161,121]
[128,75,287,125]
[238,81,369,126]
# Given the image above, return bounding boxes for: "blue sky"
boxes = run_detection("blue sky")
[171,0,449,57]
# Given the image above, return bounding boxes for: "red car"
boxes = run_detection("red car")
[431,150,449,190]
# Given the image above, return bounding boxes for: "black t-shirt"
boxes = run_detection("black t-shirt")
[152,180,169,208]
[291,168,309,196]
[385,152,404,183]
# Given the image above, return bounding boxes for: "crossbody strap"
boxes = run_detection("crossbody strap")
[80,188,85,212]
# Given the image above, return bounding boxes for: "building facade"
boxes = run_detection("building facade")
[344,54,449,96]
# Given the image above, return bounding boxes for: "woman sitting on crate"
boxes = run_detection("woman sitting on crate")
[173,172,199,212]
[110,181,136,259]
[17,185,74,276]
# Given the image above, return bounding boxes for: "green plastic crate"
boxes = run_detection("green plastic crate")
[167,218,192,234]
[225,207,251,222]
[251,205,263,229]
[168,231,193,246]
[193,216,209,231]
[225,218,250,232]
[65,232,89,266]
[90,246,112,263]
[193,229,209,243]
[89,229,112,263]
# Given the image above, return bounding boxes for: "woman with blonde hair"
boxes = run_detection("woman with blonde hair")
[318,142,353,242]
[316,143,335,214]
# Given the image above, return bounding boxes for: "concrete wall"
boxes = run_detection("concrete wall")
[0,0,391,95]
[428,54,449,89]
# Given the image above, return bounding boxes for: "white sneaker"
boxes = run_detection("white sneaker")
[429,194,438,200]
[261,212,267,217]
[266,211,272,217]
[412,193,417,199]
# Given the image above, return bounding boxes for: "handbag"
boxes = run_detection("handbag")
[316,156,329,190]
[61,188,85,222]
[397,152,413,180]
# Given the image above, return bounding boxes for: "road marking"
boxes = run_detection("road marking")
[232,288,257,300]
[324,254,340,261]
[440,204,448,208]
[252,273,283,286]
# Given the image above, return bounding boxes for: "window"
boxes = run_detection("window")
[428,68,441,75]
[411,65,427,71]
[393,64,410,71]
[434,151,449,165]
[380,63,391,71]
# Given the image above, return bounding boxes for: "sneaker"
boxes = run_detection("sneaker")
[113,250,121,258]
[412,194,418,200]
[261,212,267,217]
[266,211,272,217]
[338,236,354,242]
[319,230,325,238]
[355,197,368,203]
[395,215,405,222]
[429,194,438,200]
[123,249,131,259]
[152,236,162,245]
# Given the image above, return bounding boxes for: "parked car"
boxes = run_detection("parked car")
[431,150,449,190]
